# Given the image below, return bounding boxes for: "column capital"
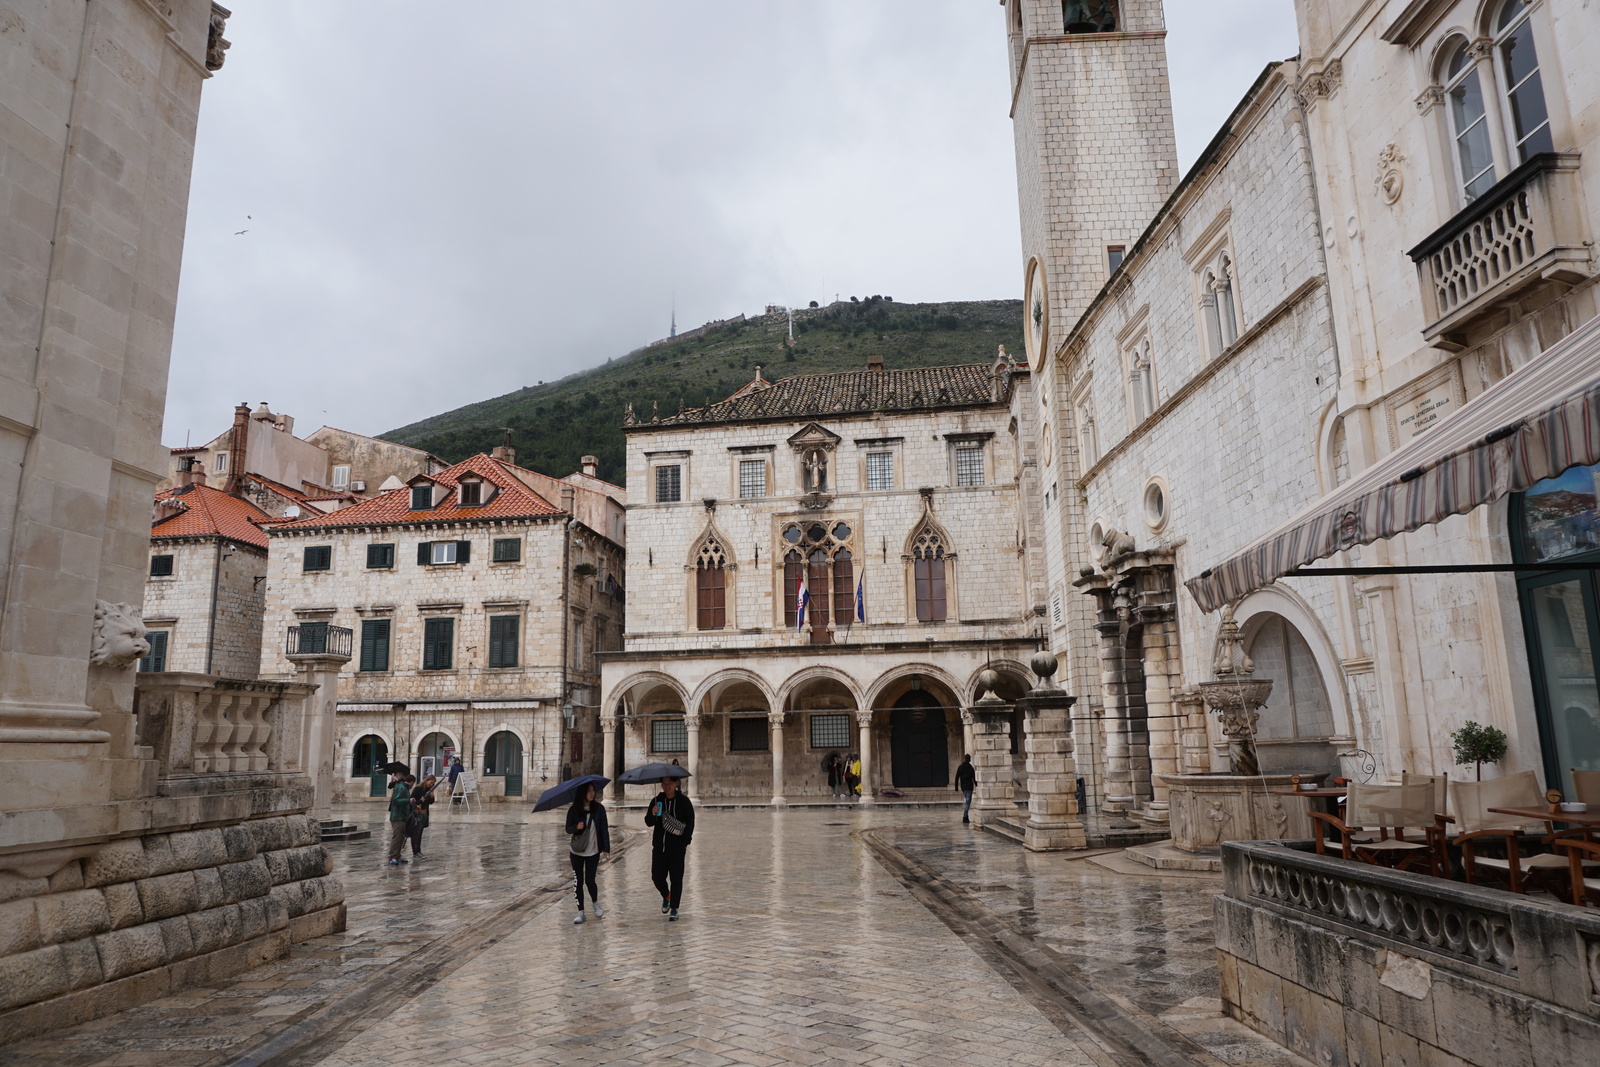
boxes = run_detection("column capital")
[683,713,703,729]
[854,709,874,728]
[599,715,618,732]
[767,711,786,727]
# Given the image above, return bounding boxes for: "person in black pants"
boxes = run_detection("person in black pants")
[408,775,438,857]
[643,775,695,920]
[565,782,610,924]
[954,754,976,823]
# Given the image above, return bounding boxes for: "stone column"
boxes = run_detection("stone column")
[769,712,787,807]
[855,710,875,805]
[684,713,702,799]
[600,714,618,800]
[1094,584,1139,826]
[961,709,975,763]
[967,674,1015,828]
[1175,688,1210,773]
[289,649,352,822]
[1017,653,1085,850]
[1136,566,1180,824]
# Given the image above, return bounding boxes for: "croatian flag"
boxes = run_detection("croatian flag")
[855,567,866,624]
[796,574,810,630]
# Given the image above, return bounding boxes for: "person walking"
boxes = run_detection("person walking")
[565,782,611,924]
[955,754,976,823]
[386,774,413,865]
[408,775,438,858]
[643,775,695,920]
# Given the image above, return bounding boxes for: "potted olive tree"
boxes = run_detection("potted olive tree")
[1450,721,1509,781]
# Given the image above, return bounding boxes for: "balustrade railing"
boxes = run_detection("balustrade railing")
[1409,153,1589,342]
[286,623,353,658]
[134,674,315,783]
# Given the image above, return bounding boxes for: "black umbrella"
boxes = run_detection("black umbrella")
[532,774,610,813]
[381,761,410,776]
[615,762,692,784]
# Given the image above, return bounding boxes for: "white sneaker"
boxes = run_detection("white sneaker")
[592,902,603,918]
[573,910,586,924]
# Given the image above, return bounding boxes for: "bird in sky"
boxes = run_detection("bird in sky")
[234,230,248,235]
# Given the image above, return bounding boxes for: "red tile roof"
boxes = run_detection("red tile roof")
[152,485,274,548]
[271,454,565,532]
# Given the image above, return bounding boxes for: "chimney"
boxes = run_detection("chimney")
[491,444,516,465]
[580,455,598,478]
[560,484,576,516]
[225,403,250,495]
[175,455,207,488]
[866,353,884,373]
[253,402,275,423]
[276,413,294,435]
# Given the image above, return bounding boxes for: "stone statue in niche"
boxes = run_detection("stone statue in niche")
[90,601,150,669]
[805,448,828,492]
[1064,0,1118,34]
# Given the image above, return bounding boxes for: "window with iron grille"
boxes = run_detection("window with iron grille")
[149,554,174,577]
[422,617,454,670]
[138,631,168,673]
[866,451,894,491]
[303,545,332,571]
[492,537,521,562]
[729,717,768,752]
[651,717,688,753]
[366,543,394,569]
[955,446,984,487]
[809,713,851,749]
[655,465,682,503]
[488,615,519,668]
[738,459,766,498]
[359,619,390,672]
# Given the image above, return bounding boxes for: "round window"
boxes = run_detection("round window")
[833,522,852,541]
[807,523,827,543]
[1143,480,1168,531]
[783,526,802,544]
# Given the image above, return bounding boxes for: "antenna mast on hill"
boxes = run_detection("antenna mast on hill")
[786,306,794,342]
[670,292,677,339]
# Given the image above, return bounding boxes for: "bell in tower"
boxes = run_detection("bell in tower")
[1063,1,1118,34]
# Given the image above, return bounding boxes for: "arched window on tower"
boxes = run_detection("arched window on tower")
[1063,0,1117,34]
[695,537,728,630]
[911,526,949,622]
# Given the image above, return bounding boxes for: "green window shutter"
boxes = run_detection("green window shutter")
[423,617,453,670]
[149,554,174,576]
[360,619,390,672]
[417,541,431,566]
[493,537,521,562]
[456,539,471,563]
[139,631,168,673]
[489,616,518,668]
[304,546,331,571]
[367,544,394,569]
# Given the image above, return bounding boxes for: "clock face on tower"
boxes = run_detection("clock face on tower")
[1024,257,1049,370]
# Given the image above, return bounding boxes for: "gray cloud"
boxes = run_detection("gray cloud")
[165,1,1298,445]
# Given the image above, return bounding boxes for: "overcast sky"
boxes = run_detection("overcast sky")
[164,1,1299,445]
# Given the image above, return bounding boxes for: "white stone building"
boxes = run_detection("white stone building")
[260,450,624,802]
[598,356,1047,802]
[1003,0,1600,820]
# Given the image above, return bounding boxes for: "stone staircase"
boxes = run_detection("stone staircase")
[319,818,371,842]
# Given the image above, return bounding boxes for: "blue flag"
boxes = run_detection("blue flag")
[796,574,809,631]
[855,567,866,623]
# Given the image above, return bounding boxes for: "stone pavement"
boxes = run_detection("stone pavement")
[0,806,1308,1067]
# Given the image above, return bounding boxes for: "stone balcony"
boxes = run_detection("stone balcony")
[133,673,317,798]
[1409,152,1591,350]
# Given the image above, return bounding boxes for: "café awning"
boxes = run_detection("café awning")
[1186,313,1600,613]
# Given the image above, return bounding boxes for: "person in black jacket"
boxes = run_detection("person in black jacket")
[408,775,439,856]
[955,754,976,823]
[642,775,694,920]
[565,783,610,924]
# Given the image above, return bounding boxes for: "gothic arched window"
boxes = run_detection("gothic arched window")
[911,526,949,622]
[782,522,855,642]
[1063,0,1117,34]
[696,537,728,630]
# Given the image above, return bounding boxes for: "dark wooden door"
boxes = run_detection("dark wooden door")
[890,692,948,787]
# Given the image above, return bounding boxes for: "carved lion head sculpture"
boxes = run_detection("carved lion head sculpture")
[90,601,150,669]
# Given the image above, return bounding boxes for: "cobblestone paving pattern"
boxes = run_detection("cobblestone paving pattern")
[0,806,1307,1067]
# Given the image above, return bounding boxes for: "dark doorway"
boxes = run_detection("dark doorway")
[891,690,949,787]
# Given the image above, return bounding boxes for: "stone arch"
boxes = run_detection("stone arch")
[1232,586,1352,774]
[863,662,965,716]
[604,670,690,717]
[964,659,1034,706]
[902,513,955,560]
[689,668,778,717]
[778,666,863,713]
[344,728,392,779]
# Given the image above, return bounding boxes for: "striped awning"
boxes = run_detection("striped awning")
[1186,313,1600,613]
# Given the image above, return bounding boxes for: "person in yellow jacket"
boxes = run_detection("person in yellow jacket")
[846,754,862,797]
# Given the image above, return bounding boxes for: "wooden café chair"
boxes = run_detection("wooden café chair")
[1310,781,1444,876]
[1555,837,1600,906]
[1449,772,1599,895]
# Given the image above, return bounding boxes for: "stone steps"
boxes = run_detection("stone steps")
[319,820,371,842]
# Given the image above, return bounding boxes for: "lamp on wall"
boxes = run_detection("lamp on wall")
[563,703,575,731]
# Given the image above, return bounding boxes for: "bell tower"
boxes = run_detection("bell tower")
[1004,0,1179,371]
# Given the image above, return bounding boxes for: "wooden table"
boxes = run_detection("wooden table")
[1488,805,1600,829]
[1269,788,1346,799]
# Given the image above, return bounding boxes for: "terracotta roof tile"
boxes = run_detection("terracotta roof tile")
[151,485,273,548]
[271,454,564,532]
[640,364,998,429]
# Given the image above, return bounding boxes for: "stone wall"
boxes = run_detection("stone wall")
[0,813,344,1045]
[1216,840,1600,1066]
[143,538,268,679]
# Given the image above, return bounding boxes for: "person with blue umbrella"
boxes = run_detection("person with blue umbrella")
[532,774,611,924]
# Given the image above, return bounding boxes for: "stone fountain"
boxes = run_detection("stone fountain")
[1152,608,1324,858]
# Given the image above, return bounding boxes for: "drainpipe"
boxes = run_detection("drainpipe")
[559,485,576,774]
[204,539,224,675]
